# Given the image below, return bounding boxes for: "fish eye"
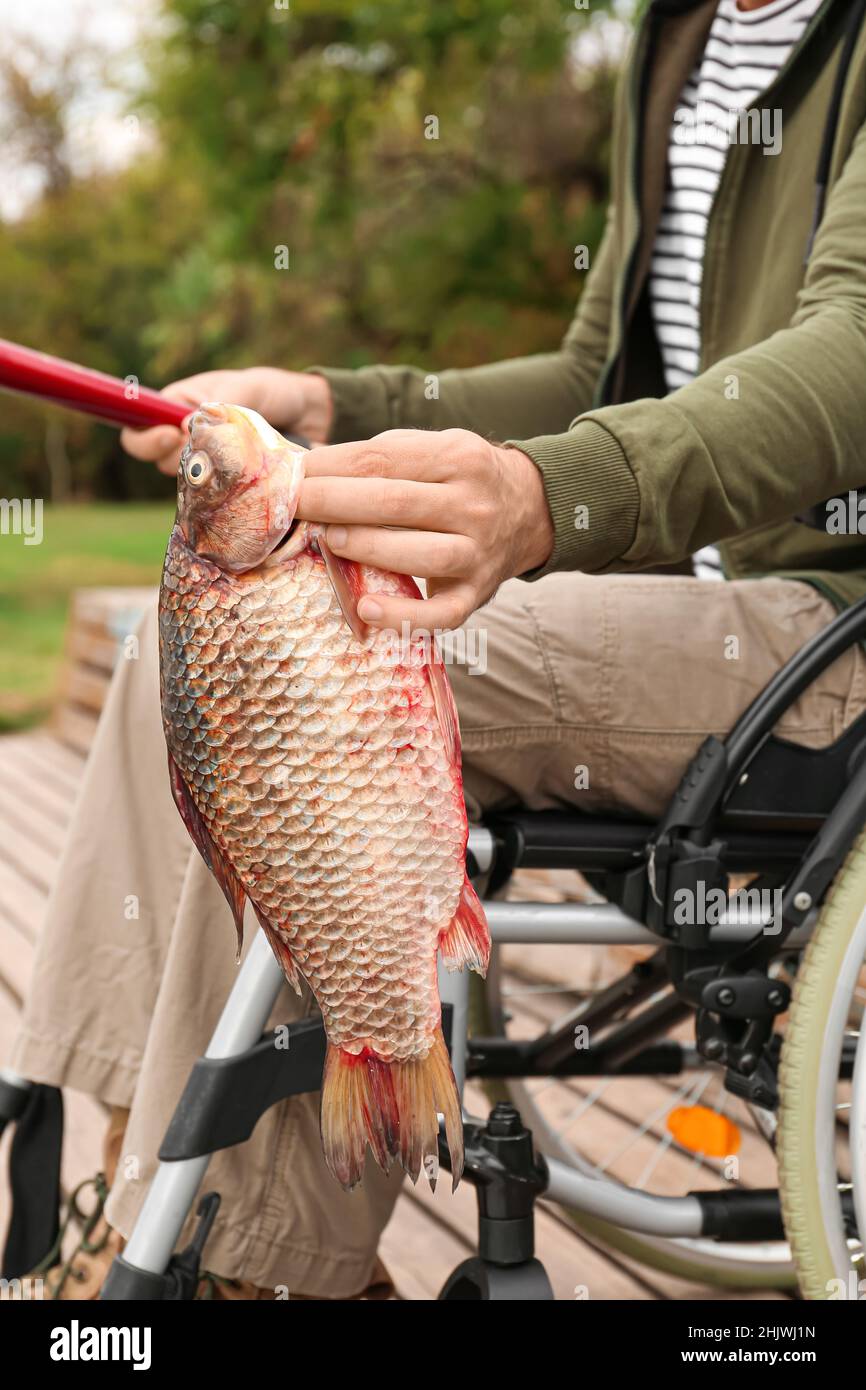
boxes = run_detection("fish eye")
[184,452,211,486]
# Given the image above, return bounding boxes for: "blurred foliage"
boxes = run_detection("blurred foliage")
[0,0,620,500]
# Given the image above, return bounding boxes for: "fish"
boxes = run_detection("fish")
[158,402,489,1189]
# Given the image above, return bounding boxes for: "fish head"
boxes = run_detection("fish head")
[176,402,306,573]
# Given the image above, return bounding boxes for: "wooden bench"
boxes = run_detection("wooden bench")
[52,587,154,755]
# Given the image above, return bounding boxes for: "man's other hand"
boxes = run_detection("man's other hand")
[297,428,555,632]
[120,368,333,475]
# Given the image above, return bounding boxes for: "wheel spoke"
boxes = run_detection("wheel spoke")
[551,1079,614,1140]
[501,984,585,998]
[596,1073,712,1177]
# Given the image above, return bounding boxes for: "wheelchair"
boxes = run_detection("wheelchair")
[3,562,866,1301]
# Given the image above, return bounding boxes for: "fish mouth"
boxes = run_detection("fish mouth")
[261,518,308,568]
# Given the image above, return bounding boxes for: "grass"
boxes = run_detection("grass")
[0,502,175,731]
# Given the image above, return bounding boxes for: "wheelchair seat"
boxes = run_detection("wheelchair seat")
[479,707,866,901]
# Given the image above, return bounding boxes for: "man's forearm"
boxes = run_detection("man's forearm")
[511,298,866,583]
[310,349,604,446]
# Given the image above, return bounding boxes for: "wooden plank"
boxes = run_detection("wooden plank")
[499,939,653,996]
[0,859,46,945]
[69,587,153,628]
[0,813,58,896]
[0,776,67,859]
[0,746,76,827]
[507,867,598,904]
[62,666,112,717]
[52,588,152,745]
[65,627,122,676]
[379,1192,473,1300]
[55,588,151,702]
[0,910,35,1003]
[53,704,100,757]
[6,733,85,791]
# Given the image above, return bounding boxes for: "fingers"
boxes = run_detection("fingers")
[119,374,240,471]
[357,582,476,634]
[297,475,453,532]
[324,524,473,578]
[160,374,233,408]
[119,423,187,474]
[302,431,464,484]
[298,430,501,633]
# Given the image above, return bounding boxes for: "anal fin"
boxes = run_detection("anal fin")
[439,871,490,977]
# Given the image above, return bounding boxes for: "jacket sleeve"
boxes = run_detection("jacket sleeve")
[512,120,866,578]
[309,205,617,446]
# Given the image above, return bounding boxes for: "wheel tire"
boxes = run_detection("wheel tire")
[778,829,866,1299]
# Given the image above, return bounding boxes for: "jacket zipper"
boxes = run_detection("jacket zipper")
[595,6,659,410]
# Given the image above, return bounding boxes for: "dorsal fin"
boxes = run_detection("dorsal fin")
[168,752,247,960]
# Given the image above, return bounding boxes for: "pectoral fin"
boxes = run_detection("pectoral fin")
[426,649,461,766]
[317,537,369,642]
[168,752,247,959]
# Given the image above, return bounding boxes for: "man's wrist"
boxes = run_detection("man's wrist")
[506,422,639,579]
[497,444,555,574]
[301,372,334,443]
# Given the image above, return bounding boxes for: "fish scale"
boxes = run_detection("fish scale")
[161,526,463,1061]
[159,403,489,1187]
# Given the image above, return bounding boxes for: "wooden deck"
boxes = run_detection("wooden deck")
[0,726,796,1301]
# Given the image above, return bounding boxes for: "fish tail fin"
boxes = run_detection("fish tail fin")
[320,1027,463,1192]
[439,871,490,977]
[394,1026,464,1191]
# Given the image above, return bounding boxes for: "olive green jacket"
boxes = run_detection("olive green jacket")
[316,0,866,609]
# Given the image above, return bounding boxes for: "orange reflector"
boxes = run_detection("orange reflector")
[666,1105,741,1158]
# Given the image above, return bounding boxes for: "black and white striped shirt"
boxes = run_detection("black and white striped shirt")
[649,0,822,574]
[650,0,821,390]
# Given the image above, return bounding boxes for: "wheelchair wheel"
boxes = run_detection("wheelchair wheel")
[473,942,796,1290]
[778,829,866,1299]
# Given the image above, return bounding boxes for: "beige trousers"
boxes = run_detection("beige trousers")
[10,572,866,1293]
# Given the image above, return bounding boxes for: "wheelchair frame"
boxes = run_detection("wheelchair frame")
[81,591,866,1299]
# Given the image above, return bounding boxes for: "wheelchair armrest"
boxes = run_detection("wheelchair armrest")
[796,488,866,531]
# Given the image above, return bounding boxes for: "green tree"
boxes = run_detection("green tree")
[0,0,620,499]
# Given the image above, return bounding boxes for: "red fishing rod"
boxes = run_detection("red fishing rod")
[0,338,311,450]
[0,337,189,431]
